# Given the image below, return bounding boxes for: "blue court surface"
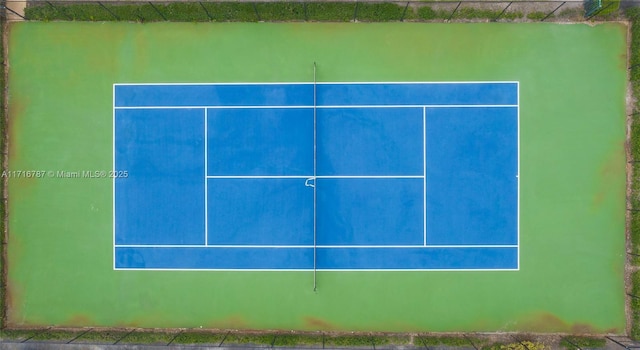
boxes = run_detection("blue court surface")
[113,82,519,271]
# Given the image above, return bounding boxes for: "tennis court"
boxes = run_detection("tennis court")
[7,22,626,332]
[114,82,518,270]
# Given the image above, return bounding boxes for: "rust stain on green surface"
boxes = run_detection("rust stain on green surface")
[620,51,628,71]
[593,142,625,207]
[304,316,336,330]
[206,315,248,330]
[519,313,573,332]
[63,314,96,327]
[5,233,26,326]
[5,276,23,326]
[617,24,628,70]
[518,312,617,334]
[7,98,25,168]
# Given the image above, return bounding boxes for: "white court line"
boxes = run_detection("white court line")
[207,175,311,179]
[115,244,518,249]
[320,105,518,109]
[313,175,425,179]
[114,105,311,110]
[296,268,519,272]
[321,245,518,249]
[113,81,521,272]
[206,175,424,179]
[112,84,116,271]
[517,81,521,270]
[114,81,519,86]
[114,267,519,272]
[112,245,299,248]
[204,108,208,246]
[114,104,519,110]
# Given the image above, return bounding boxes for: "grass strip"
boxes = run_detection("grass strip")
[201,2,257,22]
[416,6,449,20]
[222,333,276,346]
[371,334,412,346]
[419,335,472,347]
[628,8,640,267]
[527,11,547,20]
[559,336,606,349]
[306,2,354,22]
[596,0,621,17]
[0,16,6,331]
[272,333,324,347]
[255,2,306,21]
[30,330,87,342]
[23,1,583,22]
[102,3,164,21]
[449,6,523,20]
[632,269,640,339]
[171,330,227,345]
[161,3,211,22]
[482,341,547,350]
[630,210,640,264]
[118,330,178,345]
[323,334,374,347]
[27,3,112,21]
[355,2,406,22]
[0,329,39,342]
[72,330,131,344]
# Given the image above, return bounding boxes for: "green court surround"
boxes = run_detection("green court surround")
[7,22,627,332]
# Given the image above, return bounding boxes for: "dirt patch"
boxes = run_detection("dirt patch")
[304,316,336,330]
[63,314,96,327]
[520,313,571,333]
[594,141,626,207]
[4,278,23,327]
[206,315,248,330]
[518,313,621,335]
[570,323,601,335]
[6,97,25,170]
